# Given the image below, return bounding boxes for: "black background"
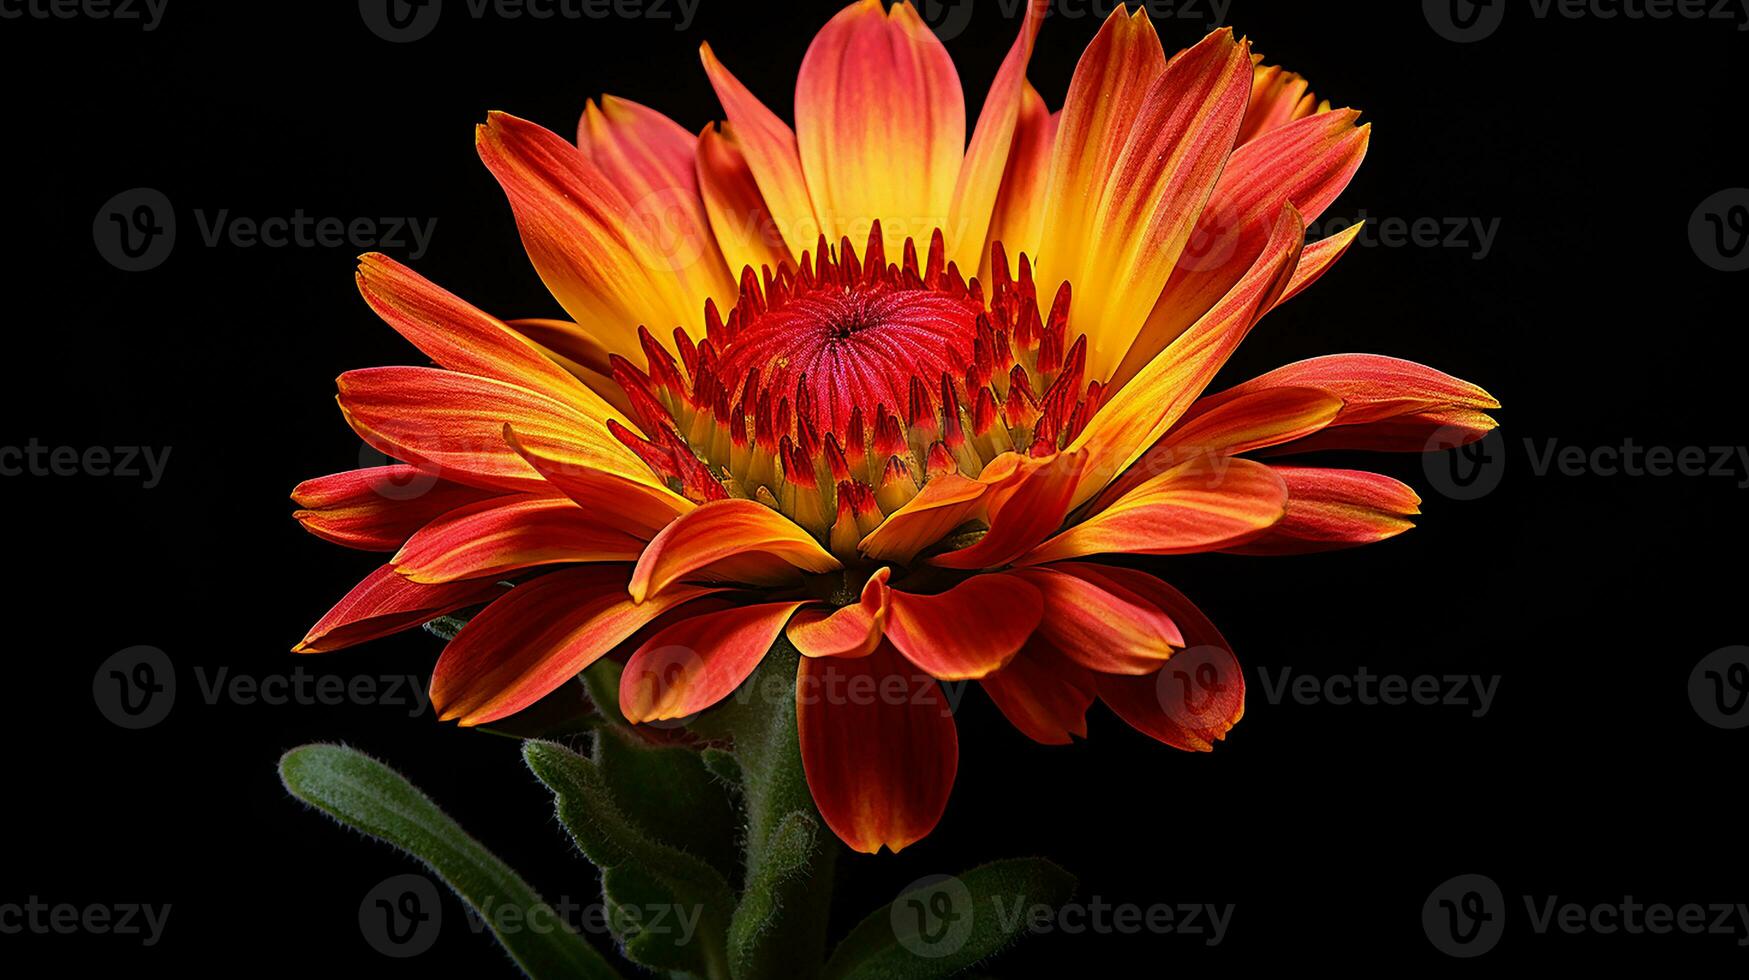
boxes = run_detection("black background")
[4,0,1745,973]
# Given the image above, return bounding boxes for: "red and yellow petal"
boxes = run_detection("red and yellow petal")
[1221,466,1421,555]
[1096,583,1243,752]
[980,637,1094,745]
[430,566,716,726]
[700,43,821,263]
[858,471,986,563]
[1008,563,1185,674]
[883,574,1042,680]
[502,422,695,537]
[697,122,792,280]
[981,81,1057,279]
[291,465,499,552]
[947,0,1046,271]
[392,494,645,584]
[294,564,508,654]
[931,450,1086,570]
[619,600,806,723]
[1239,60,1327,146]
[787,566,892,659]
[798,639,957,854]
[795,0,965,259]
[627,498,842,603]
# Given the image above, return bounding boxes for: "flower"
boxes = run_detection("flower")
[292,0,1497,854]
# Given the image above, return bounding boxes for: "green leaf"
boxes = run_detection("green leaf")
[822,858,1078,980]
[524,739,735,979]
[593,727,741,880]
[278,743,621,980]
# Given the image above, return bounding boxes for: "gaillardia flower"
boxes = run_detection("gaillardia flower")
[293,1,1496,854]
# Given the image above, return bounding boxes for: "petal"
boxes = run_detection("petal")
[980,637,1094,745]
[794,0,965,259]
[476,111,698,364]
[1067,204,1305,510]
[798,639,957,854]
[858,471,986,563]
[355,253,620,420]
[697,122,792,279]
[619,600,806,722]
[431,565,717,726]
[392,494,645,584]
[1024,456,1288,564]
[883,573,1042,680]
[1008,563,1185,674]
[1046,26,1254,384]
[946,0,1046,271]
[981,81,1057,278]
[1116,109,1369,389]
[700,42,822,263]
[1239,60,1328,145]
[1270,406,1500,454]
[292,465,499,552]
[1096,584,1244,752]
[1275,222,1362,308]
[294,564,508,654]
[931,450,1086,570]
[1221,466,1421,555]
[502,423,695,537]
[578,95,737,314]
[628,498,842,603]
[787,566,892,659]
[503,316,640,423]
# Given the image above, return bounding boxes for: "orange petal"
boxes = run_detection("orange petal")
[628,498,841,603]
[619,600,805,722]
[502,316,640,425]
[795,0,965,259]
[787,567,892,659]
[502,423,694,537]
[931,451,1086,570]
[1116,109,1369,389]
[476,111,698,364]
[700,42,821,263]
[946,0,1046,271]
[1024,456,1288,564]
[292,465,499,552]
[1275,222,1362,308]
[1096,584,1244,752]
[432,567,717,726]
[294,564,508,654]
[697,122,792,280]
[981,81,1057,279]
[799,639,957,854]
[883,574,1041,680]
[858,471,986,563]
[1222,466,1421,555]
[1045,25,1255,383]
[980,636,1094,745]
[1067,204,1304,510]
[1239,60,1327,145]
[392,494,645,584]
[578,95,736,314]
[1008,563,1186,674]
[355,253,620,420]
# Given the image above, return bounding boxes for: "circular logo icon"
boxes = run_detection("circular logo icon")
[1689,646,1749,729]
[1157,644,1242,733]
[1423,425,1505,501]
[1423,0,1505,43]
[360,873,443,957]
[1174,197,1245,274]
[628,187,715,276]
[1422,873,1504,957]
[93,188,175,272]
[360,0,442,43]
[93,645,176,729]
[915,0,975,42]
[890,874,974,958]
[1688,189,1749,272]
[357,440,443,501]
[627,644,707,730]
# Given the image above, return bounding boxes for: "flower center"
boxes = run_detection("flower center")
[608,222,1102,558]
